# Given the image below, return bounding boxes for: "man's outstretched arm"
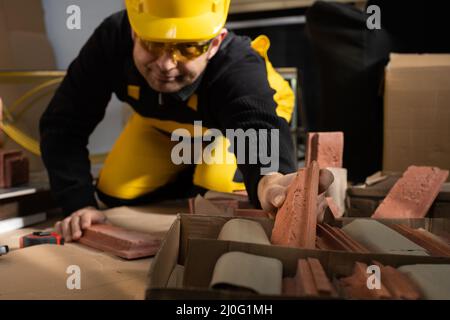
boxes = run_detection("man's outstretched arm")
[40,17,118,216]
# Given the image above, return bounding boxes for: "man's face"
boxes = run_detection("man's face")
[132,30,227,93]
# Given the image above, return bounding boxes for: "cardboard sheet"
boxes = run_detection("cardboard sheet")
[217,219,270,245]
[342,219,428,256]
[0,244,150,299]
[0,205,180,299]
[398,264,450,300]
[209,251,282,295]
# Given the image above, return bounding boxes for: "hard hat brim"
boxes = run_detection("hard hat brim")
[127,10,228,42]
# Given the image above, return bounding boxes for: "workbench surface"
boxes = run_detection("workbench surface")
[0,201,187,300]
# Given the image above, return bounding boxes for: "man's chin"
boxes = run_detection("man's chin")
[147,79,183,93]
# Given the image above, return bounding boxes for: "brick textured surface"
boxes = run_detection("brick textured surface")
[78,224,162,260]
[389,224,450,257]
[377,265,421,300]
[372,166,449,219]
[340,261,421,300]
[0,150,29,188]
[305,132,344,168]
[271,162,319,248]
[307,258,336,296]
[297,259,318,296]
[316,224,370,253]
[340,262,392,299]
[282,277,296,295]
[282,258,337,297]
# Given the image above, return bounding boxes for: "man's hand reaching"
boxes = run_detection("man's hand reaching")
[54,207,108,242]
[257,169,334,221]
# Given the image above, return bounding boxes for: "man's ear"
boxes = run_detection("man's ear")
[207,28,228,60]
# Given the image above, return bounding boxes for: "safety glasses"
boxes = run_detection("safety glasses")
[139,38,214,62]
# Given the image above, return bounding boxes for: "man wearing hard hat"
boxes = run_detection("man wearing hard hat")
[40,0,333,241]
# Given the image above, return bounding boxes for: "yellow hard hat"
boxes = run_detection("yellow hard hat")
[125,0,230,42]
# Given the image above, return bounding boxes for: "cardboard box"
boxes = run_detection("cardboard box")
[383,54,450,176]
[146,214,450,299]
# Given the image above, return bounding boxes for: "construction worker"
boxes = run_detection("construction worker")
[40,0,333,241]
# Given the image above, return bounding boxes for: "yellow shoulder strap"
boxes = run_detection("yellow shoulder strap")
[251,35,271,60]
[250,35,295,123]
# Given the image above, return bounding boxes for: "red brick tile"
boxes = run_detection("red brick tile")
[307,258,337,297]
[372,166,449,219]
[282,277,296,295]
[188,197,195,214]
[315,236,334,250]
[316,224,370,253]
[389,224,450,257]
[340,262,392,299]
[5,156,29,186]
[341,261,421,300]
[305,132,344,168]
[271,161,319,248]
[379,265,421,300]
[0,150,29,188]
[316,224,353,252]
[297,259,318,296]
[283,259,337,297]
[78,224,162,260]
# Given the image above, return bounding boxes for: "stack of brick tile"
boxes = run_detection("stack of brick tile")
[283,258,337,298]
[282,258,423,300]
[388,224,450,257]
[316,224,370,253]
[318,219,450,257]
[271,161,319,248]
[305,132,347,216]
[0,150,29,188]
[340,262,422,300]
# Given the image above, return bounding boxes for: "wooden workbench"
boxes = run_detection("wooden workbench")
[0,201,187,300]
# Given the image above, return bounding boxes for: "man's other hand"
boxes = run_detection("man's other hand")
[54,207,108,242]
[257,169,334,221]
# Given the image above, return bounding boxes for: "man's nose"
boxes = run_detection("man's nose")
[155,50,178,71]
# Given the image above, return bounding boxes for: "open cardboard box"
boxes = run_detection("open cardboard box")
[146,214,450,299]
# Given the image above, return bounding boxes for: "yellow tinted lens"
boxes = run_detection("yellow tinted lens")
[177,41,211,59]
[140,39,164,54]
[178,44,203,59]
[139,38,212,61]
